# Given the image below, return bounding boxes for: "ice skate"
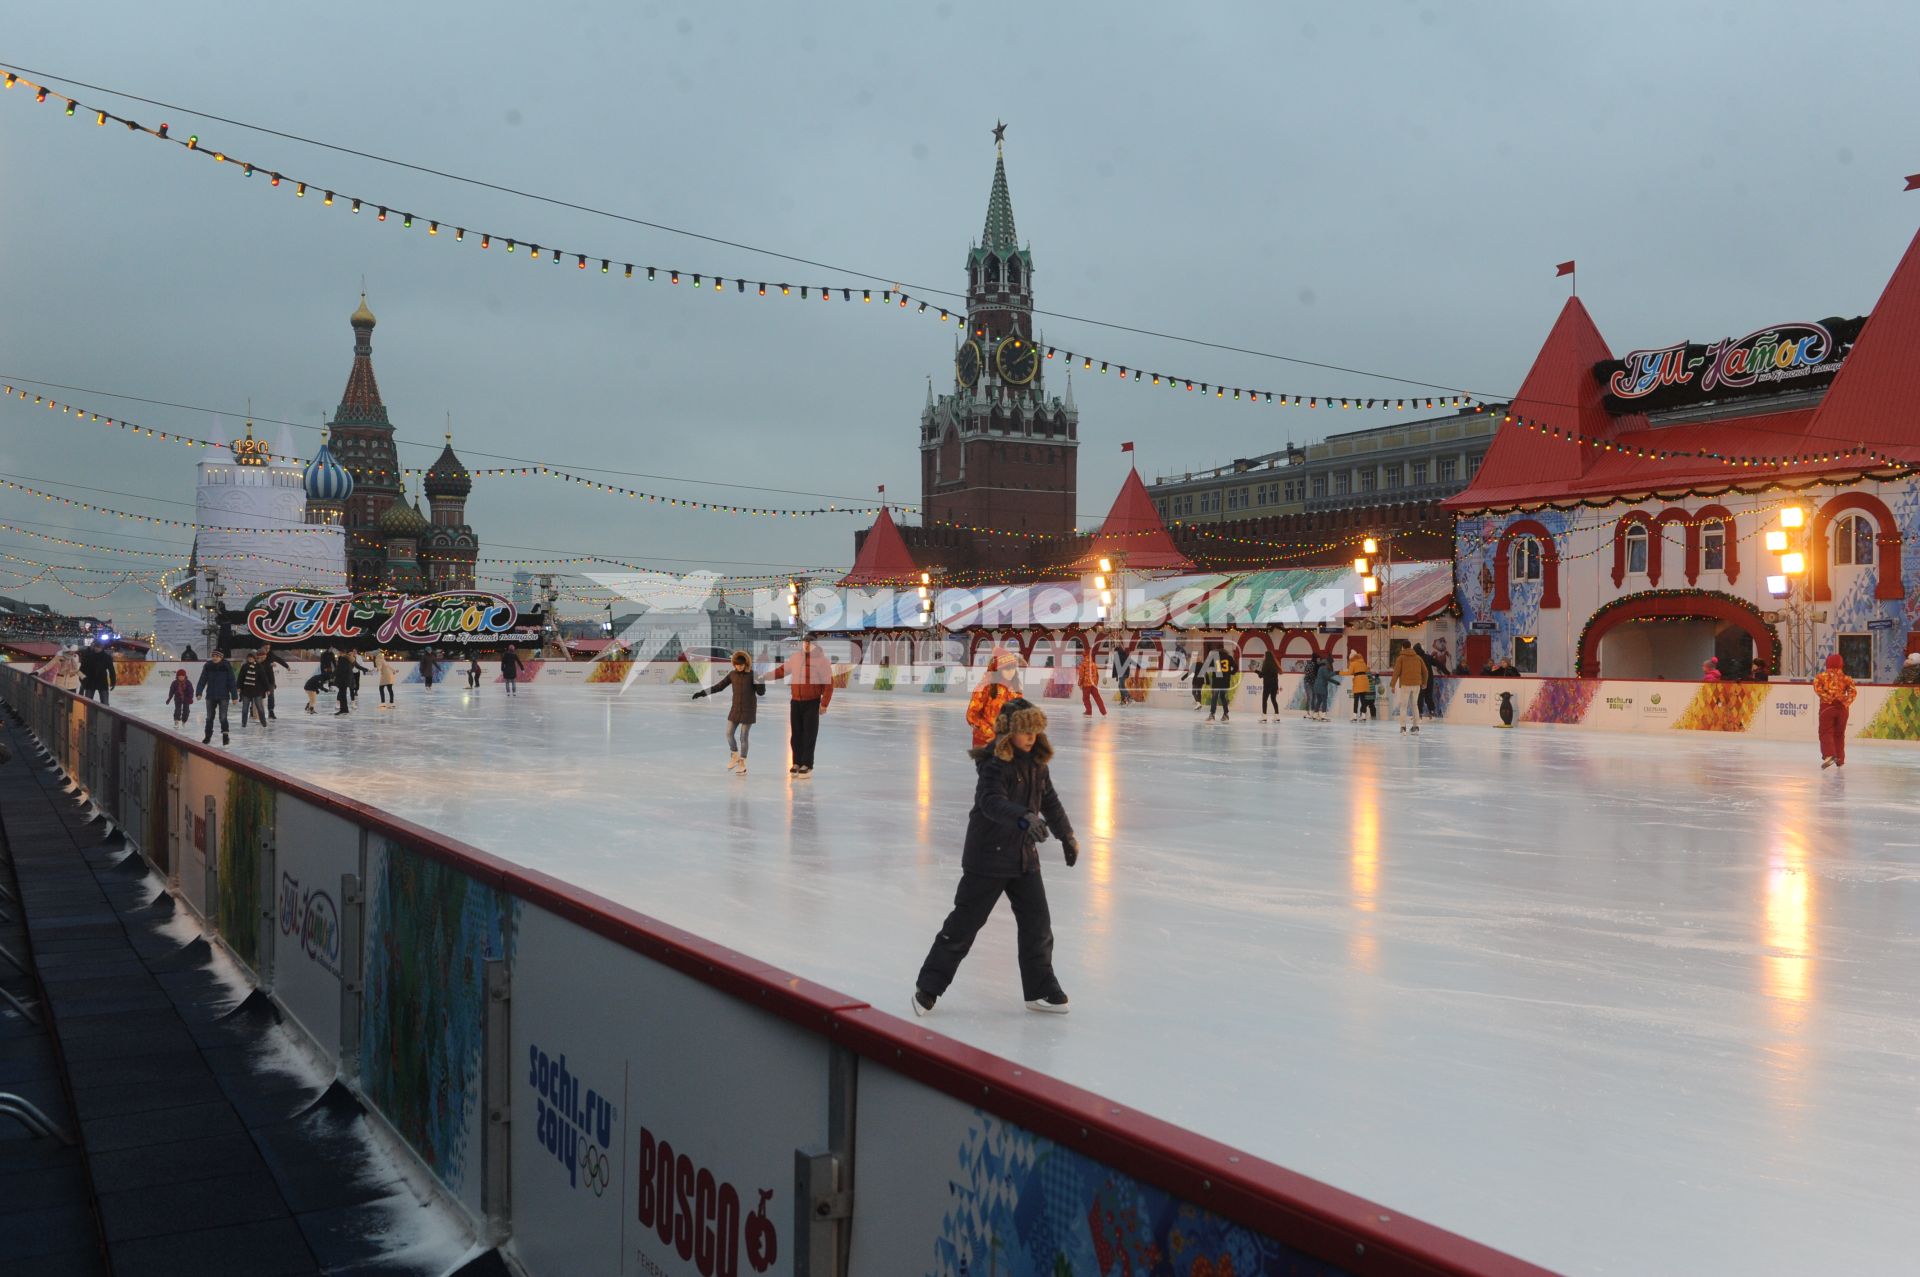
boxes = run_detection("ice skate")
[727,751,740,771]
[911,989,936,1017]
[1821,757,1835,768]
[734,759,747,775]
[1025,992,1070,1014]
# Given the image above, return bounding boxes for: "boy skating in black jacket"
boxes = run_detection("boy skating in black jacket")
[913,698,1078,1016]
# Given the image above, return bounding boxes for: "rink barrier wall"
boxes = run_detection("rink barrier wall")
[50,656,1920,745]
[0,666,1550,1277]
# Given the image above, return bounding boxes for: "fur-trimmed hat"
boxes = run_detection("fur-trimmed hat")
[984,697,1052,762]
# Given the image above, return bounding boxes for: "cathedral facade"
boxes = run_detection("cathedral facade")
[319,296,480,592]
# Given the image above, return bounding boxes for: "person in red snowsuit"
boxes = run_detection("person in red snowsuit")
[1814,652,1857,769]
[1076,646,1106,717]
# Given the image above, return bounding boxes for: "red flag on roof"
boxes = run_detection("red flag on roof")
[1906,174,1920,191]
[1081,470,1193,572]
[1121,441,1134,452]
[1555,260,1576,277]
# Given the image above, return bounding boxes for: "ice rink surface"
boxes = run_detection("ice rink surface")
[121,678,1920,1275]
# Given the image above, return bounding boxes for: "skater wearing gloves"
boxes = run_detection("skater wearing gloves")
[1391,643,1428,732]
[1257,650,1280,720]
[692,650,766,774]
[500,646,524,696]
[165,669,194,727]
[768,637,834,776]
[1815,652,1857,769]
[912,698,1076,1017]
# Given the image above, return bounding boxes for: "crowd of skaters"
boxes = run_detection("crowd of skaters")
[158,645,528,745]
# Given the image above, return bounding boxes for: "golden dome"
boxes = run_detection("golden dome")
[350,292,377,327]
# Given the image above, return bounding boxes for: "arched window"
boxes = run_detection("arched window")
[1834,513,1874,566]
[969,262,979,289]
[1701,520,1727,572]
[1513,535,1543,582]
[985,257,1000,286]
[1007,255,1021,288]
[1625,523,1649,575]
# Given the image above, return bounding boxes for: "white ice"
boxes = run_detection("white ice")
[117,678,1920,1276]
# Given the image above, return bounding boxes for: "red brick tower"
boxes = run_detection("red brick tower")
[918,125,1080,565]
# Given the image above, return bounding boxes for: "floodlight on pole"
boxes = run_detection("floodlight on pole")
[1097,558,1112,574]
[1780,552,1805,576]
[1353,557,1369,575]
[1362,537,1378,555]
[1766,574,1789,597]
[1362,575,1379,595]
[1764,530,1788,553]
[1779,507,1806,529]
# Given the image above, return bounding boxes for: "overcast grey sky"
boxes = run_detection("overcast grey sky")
[3,0,1917,624]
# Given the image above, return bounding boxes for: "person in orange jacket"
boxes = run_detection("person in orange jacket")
[1076,646,1106,718]
[767,637,835,777]
[1813,652,1858,769]
[967,651,1023,749]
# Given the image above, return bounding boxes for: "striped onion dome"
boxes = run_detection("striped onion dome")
[303,436,355,502]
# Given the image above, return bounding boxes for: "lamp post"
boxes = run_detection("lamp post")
[1354,535,1387,671]
[1764,505,1815,678]
[202,568,225,655]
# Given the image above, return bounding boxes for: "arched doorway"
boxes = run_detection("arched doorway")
[1578,591,1778,679]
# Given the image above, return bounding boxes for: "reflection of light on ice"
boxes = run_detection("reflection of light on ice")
[1348,749,1380,973]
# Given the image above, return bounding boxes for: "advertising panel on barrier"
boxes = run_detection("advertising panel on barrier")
[509,908,827,1277]
[173,749,228,918]
[270,795,361,1054]
[848,1063,1356,1277]
[360,834,518,1219]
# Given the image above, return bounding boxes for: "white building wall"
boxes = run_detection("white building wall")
[187,460,347,603]
[1454,475,1919,681]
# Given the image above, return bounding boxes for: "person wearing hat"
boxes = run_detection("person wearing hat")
[768,636,835,776]
[966,649,1023,749]
[1814,652,1858,769]
[1896,652,1920,686]
[913,698,1078,1017]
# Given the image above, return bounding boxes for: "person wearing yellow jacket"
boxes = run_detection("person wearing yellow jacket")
[1344,652,1373,722]
[1390,644,1429,733]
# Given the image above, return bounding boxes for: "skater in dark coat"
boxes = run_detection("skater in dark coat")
[1257,652,1281,720]
[78,644,117,705]
[165,670,194,726]
[692,651,766,774]
[264,649,290,718]
[1203,650,1234,722]
[500,647,524,696]
[912,698,1078,1017]
[195,651,235,745]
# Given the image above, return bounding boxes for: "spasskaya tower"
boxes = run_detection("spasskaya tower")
[918,124,1080,560]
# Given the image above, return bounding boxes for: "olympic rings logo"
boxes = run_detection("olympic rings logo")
[581,1142,612,1196]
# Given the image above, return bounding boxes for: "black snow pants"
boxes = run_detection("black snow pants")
[916,869,1060,1002]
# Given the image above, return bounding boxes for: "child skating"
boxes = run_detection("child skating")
[1815,652,1857,769]
[165,669,194,727]
[912,697,1078,1017]
[691,650,766,774]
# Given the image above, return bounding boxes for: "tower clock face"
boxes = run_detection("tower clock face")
[995,336,1039,386]
[956,340,983,388]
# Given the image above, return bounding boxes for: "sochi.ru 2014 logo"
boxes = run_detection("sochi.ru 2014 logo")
[527,1044,616,1196]
[637,1125,777,1277]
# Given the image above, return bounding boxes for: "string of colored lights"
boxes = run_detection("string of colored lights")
[0,68,1488,413]
[0,61,1508,399]
[1,387,906,519]
[1480,403,1915,470]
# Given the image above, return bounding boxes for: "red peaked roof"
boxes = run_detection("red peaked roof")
[1804,222,1920,458]
[1450,223,1920,510]
[840,506,919,586]
[1084,469,1194,572]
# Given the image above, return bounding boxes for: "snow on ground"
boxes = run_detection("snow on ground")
[118,677,1920,1276]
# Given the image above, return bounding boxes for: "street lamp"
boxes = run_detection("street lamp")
[1765,506,1813,677]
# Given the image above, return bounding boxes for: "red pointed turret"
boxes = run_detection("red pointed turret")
[1446,296,1618,509]
[1804,222,1920,461]
[1082,469,1193,572]
[841,506,920,586]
